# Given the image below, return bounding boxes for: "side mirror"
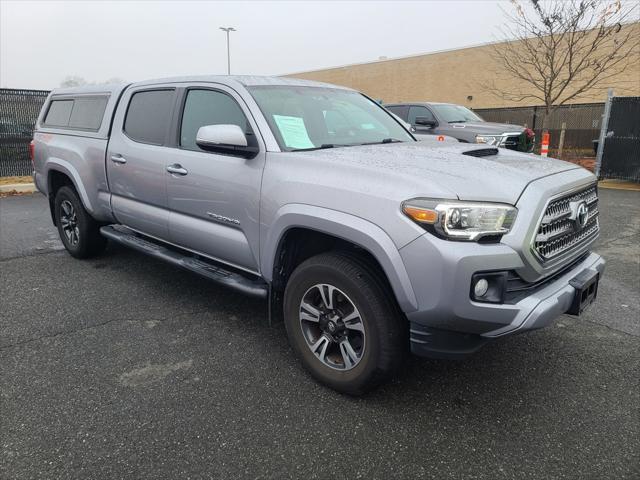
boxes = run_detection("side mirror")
[196,124,258,158]
[414,117,437,129]
[402,120,413,131]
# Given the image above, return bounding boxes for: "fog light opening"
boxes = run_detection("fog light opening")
[470,272,508,303]
[474,278,489,297]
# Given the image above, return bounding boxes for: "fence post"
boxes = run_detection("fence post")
[595,88,614,178]
[557,122,566,159]
[532,106,537,131]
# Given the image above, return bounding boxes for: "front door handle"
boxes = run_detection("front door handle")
[110,155,127,164]
[166,164,188,176]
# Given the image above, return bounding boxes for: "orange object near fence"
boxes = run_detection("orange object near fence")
[541,132,550,157]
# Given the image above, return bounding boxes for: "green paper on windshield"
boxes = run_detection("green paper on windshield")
[273,115,314,149]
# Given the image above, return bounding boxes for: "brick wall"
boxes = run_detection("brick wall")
[287,23,640,109]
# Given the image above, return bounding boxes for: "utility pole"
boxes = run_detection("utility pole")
[219,27,236,75]
[595,88,614,179]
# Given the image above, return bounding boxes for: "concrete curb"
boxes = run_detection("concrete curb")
[0,183,37,194]
[598,180,640,192]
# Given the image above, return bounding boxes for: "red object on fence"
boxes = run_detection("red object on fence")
[29,140,35,166]
[541,132,550,157]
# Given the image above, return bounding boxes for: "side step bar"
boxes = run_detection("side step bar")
[100,225,268,298]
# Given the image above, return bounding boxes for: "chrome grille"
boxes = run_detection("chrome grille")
[503,135,520,150]
[534,184,599,262]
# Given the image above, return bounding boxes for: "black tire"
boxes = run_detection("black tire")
[284,252,406,395]
[54,185,106,259]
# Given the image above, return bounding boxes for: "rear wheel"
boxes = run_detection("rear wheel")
[54,186,106,258]
[284,252,405,395]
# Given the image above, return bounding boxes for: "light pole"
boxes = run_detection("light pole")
[219,26,236,75]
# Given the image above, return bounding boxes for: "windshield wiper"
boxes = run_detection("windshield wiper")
[292,144,341,152]
[448,120,467,124]
[360,138,404,146]
[293,139,403,151]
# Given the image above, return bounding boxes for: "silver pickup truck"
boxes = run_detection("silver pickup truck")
[32,76,604,394]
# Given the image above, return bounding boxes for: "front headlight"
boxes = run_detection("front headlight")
[402,199,517,241]
[475,135,500,146]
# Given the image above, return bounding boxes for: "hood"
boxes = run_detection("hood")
[299,142,580,204]
[449,121,525,135]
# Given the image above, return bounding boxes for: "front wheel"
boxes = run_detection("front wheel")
[284,252,406,395]
[54,186,106,258]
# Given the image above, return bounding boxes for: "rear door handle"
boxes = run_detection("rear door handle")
[166,164,188,176]
[110,155,127,164]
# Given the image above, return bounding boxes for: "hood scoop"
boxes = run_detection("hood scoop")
[463,147,499,158]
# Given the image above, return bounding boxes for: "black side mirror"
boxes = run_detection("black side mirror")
[414,117,437,128]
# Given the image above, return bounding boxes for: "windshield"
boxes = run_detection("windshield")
[431,104,483,123]
[248,85,414,151]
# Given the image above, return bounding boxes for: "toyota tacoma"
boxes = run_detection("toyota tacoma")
[32,76,603,394]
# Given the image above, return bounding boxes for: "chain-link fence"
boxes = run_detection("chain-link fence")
[474,103,604,158]
[0,89,50,177]
[1,89,635,181]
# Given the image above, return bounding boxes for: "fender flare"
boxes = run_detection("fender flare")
[262,204,419,313]
[45,159,95,214]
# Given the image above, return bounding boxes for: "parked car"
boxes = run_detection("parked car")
[32,76,603,394]
[388,111,458,144]
[385,102,535,152]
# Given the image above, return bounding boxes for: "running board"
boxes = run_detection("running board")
[100,225,268,298]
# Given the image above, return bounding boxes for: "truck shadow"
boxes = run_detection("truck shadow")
[97,244,619,425]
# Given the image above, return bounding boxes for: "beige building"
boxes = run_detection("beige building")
[287,23,640,109]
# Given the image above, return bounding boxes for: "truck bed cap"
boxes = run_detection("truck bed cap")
[49,83,129,97]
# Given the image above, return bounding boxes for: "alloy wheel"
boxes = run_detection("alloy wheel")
[299,283,366,371]
[60,200,80,246]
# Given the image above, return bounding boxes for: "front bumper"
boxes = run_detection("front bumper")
[483,252,604,337]
[399,232,605,359]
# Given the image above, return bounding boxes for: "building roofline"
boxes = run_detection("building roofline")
[282,40,504,77]
[282,20,640,77]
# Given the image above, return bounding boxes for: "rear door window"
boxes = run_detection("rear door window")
[386,105,408,120]
[124,89,175,145]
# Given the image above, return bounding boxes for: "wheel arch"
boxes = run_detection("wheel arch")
[263,204,418,314]
[46,161,94,225]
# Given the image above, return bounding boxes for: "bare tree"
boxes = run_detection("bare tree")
[60,76,126,87]
[485,0,639,130]
[103,77,126,85]
[60,75,88,88]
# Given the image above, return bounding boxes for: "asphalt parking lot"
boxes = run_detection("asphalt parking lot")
[1,189,638,479]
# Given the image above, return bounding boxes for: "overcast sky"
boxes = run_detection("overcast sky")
[0,0,545,89]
